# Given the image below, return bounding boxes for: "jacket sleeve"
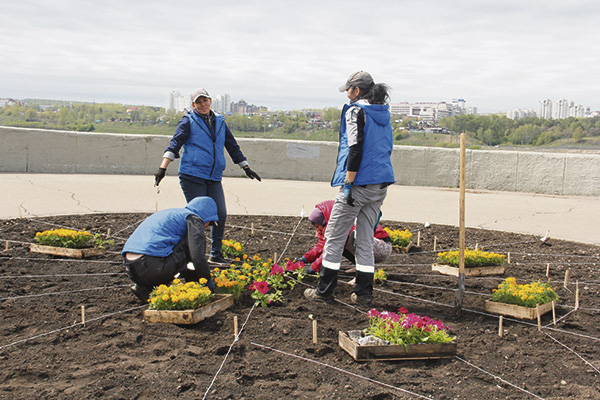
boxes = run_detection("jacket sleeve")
[185,215,211,281]
[303,231,325,262]
[223,123,248,165]
[164,116,191,158]
[346,107,365,173]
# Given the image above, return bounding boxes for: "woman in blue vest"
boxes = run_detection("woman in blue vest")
[154,88,261,264]
[304,71,395,307]
[122,196,218,302]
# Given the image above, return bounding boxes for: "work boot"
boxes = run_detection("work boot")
[303,288,334,304]
[209,255,228,264]
[350,292,372,308]
[130,284,150,303]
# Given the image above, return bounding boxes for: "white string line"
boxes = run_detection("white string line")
[387,279,490,297]
[455,356,546,400]
[0,272,125,279]
[0,284,130,301]
[0,304,147,351]
[0,256,120,264]
[202,303,257,400]
[227,223,314,237]
[250,342,434,400]
[543,309,577,328]
[542,332,600,375]
[275,216,305,264]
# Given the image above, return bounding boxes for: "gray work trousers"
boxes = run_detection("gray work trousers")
[317,184,388,297]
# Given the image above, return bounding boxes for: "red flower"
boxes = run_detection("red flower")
[254,281,269,294]
[398,307,408,314]
[270,263,284,275]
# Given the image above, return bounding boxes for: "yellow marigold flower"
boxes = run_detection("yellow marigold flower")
[199,278,208,285]
[162,294,169,301]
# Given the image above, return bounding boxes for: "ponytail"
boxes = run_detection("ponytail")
[361,83,390,105]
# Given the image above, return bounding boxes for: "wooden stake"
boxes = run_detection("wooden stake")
[564,269,570,288]
[433,236,437,252]
[575,281,579,310]
[81,305,86,327]
[312,319,318,344]
[18,206,22,219]
[475,243,478,251]
[4,241,8,251]
[233,316,238,337]
[536,305,541,331]
[107,228,111,238]
[552,301,556,326]
[507,252,511,264]
[155,202,158,213]
[546,263,550,278]
[417,231,421,247]
[273,252,278,263]
[498,316,503,337]
[251,223,254,235]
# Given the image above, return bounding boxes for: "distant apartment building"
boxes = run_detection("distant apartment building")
[506,108,537,120]
[166,91,188,113]
[212,94,231,114]
[389,99,475,123]
[230,99,266,114]
[537,99,591,119]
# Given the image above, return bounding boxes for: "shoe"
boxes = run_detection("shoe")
[130,284,150,303]
[350,292,372,307]
[303,288,334,304]
[209,255,228,264]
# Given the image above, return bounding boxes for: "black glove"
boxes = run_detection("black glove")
[154,168,166,186]
[344,182,355,207]
[244,166,261,181]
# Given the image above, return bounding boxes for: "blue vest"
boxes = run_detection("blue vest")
[122,197,218,258]
[331,103,395,187]
[179,112,227,181]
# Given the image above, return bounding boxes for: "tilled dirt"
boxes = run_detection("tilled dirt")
[0,213,599,400]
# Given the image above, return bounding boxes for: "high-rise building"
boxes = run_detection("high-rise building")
[538,99,553,119]
[212,94,231,114]
[389,100,472,123]
[166,91,188,112]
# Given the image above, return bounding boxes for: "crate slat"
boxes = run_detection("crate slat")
[432,263,505,277]
[30,244,106,258]
[484,300,553,320]
[143,294,233,324]
[338,331,457,361]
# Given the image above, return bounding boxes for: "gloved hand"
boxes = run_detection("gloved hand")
[344,182,355,207]
[154,168,166,186]
[244,166,262,181]
[298,256,307,263]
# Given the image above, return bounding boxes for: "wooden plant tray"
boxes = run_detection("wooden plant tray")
[484,300,553,320]
[143,294,233,325]
[393,243,410,254]
[30,243,106,258]
[339,331,457,362]
[431,263,505,277]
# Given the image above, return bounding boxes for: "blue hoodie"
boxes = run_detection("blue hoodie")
[331,102,395,187]
[122,197,218,258]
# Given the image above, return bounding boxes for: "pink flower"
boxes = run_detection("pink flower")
[254,281,269,294]
[285,260,302,271]
[270,263,284,275]
[398,307,408,314]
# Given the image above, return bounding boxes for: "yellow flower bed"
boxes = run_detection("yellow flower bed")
[35,228,94,248]
[437,248,505,268]
[491,277,558,308]
[384,228,412,247]
[148,278,212,310]
[222,239,244,258]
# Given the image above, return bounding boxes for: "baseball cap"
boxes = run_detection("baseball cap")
[191,88,211,102]
[338,71,374,92]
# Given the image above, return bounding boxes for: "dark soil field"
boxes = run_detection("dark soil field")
[0,213,599,399]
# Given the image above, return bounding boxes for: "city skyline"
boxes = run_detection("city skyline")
[2,1,600,113]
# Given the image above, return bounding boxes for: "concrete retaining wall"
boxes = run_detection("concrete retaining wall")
[1,126,599,196]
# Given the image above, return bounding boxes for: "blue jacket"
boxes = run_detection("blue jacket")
[179,112,227,180]
[331,102,395,187]
[122,197,218,258]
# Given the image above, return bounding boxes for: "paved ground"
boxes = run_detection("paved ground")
[1,173,599,245]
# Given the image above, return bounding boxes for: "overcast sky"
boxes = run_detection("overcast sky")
[2,0,599,113]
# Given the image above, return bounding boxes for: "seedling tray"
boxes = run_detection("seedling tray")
[143,294,233,324]
[30,244,106,258]
[339,331,457,362]
[484,300,553,320]
[432,263,505,277]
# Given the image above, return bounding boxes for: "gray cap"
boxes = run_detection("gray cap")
[191,88,211,102]
[338,71,374,92]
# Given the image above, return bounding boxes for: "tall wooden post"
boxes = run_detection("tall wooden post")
[455,133,467,315]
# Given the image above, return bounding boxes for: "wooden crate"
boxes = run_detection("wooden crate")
[485,300,553,320]
[338,331,457,362]
[392,243,410,254]
[30,244,106,258]
[143,294,234,325]
[431,263,505,277]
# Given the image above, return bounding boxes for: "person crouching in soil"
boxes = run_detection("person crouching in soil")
[122,196,218,303]
[298,200,392,274]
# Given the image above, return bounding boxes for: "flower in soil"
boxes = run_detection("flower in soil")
[491,276,558,308]
[221,239,244,258]
[437,248,506,268]
[365,308,455,347]
[374,269,388,283]
[383,228,412,248]
[148,278,212,310]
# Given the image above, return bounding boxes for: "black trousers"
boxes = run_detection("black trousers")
[124,240,202,290]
